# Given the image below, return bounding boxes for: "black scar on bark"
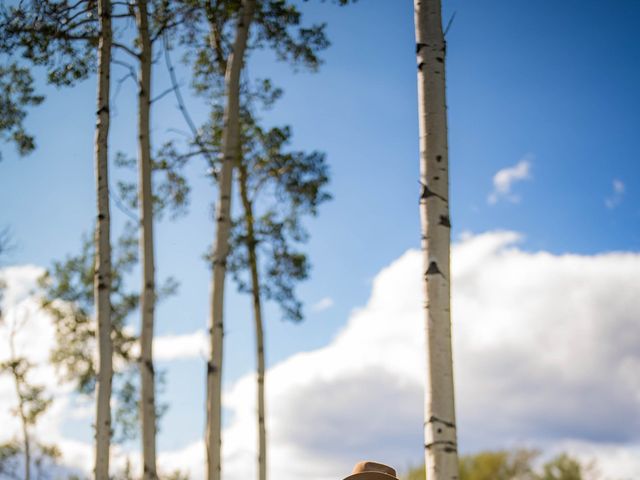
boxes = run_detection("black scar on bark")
[420,182,446,202]
[439,215,451,228]
[207,362,218,374]
[145,360,154,375]
[436,155,443,162]
[416,42,427,54]
[417,62,425,71]
[425,415,456,429]
[424,440,457,451]
[425,261,443,276]
[436,57,444,63]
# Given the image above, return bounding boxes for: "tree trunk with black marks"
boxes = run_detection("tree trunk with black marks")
[238,160,267,480]
[413,1,459,479]
[94,0,113,477]
[205,2,256,480]
[135,1,157,478]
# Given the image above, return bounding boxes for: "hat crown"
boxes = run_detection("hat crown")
[351,461,397,478]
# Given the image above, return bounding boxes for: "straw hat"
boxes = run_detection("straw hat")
[343,461,398,480]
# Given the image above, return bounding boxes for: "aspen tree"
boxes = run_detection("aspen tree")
[93,0,114,476]
[206,3,258,479]
[413,1,459,479]
[188,3,332,478]
[134,1,158,477]
[233,104,330,480]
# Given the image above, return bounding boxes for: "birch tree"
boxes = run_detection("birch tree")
[230,96,330,480]
[93,1,114,476]
[119,3,192,472]
[180,2,333,477]
[0,1,116,474]
[206,4,257,479]
[413,1,459,479]
[135,3,158,473]
[201,81,332,480]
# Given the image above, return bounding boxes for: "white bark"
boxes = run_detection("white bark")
[413,1,459,479]
[205,2,256,480]
[94,0,113,478]
[135,1,157,478]
[238,162,267,480]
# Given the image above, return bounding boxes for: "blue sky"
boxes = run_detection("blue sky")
[1,0,640,477]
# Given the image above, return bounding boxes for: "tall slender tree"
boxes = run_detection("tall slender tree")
[231,100,330,480]
[183,2,332,477]
[93,1,114,476]
[206,4,257,480]
[130,2,192,476]
[133,1,158,477]
[413,1,459,479]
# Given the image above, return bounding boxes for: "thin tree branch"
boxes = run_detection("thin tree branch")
[444,11,456,37]
[163,33,218,174]
[113,42,140,59]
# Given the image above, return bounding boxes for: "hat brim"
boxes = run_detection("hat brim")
[343,473,398,480]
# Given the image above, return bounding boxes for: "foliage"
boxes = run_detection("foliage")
[0,440,63,480]
[0,63,44,159]
[0,356,52,426]
[183,0,331,98]
[197,78,330,322]
[115,144,191,221]
[38,227,173,443]
[39,229,139,396]
[0,0,98,86]
[405,450,600,480]
[540,454,597,480]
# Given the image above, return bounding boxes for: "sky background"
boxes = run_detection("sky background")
[1,1,640,479]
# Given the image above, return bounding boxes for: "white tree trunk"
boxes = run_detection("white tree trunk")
[413,1,459,479]
[135,1,157,478]
[205,2,256,480]
[238,162,267,480]
[94,0,113,477]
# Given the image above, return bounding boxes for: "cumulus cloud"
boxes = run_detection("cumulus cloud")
[217,232,640,480]
[605,179,625,209]
[3,233,640,480]
[488,157,532,204]
[131,330,208,362]
[311,297,335,313]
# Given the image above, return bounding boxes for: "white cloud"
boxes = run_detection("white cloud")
[216,232,640,480]
[605,179,625,209]
[4,234,640,480]
[311,297,334,313]
[154,330,209,361]
[488,157,532,204]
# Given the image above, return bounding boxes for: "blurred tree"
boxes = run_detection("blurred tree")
[180,1,334,478]
[540,453,597,480]
[121,1,193,476]
[231,84,330,480]
[0,310,59,480]
[0,1,114,474]
[405,450,600,480]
